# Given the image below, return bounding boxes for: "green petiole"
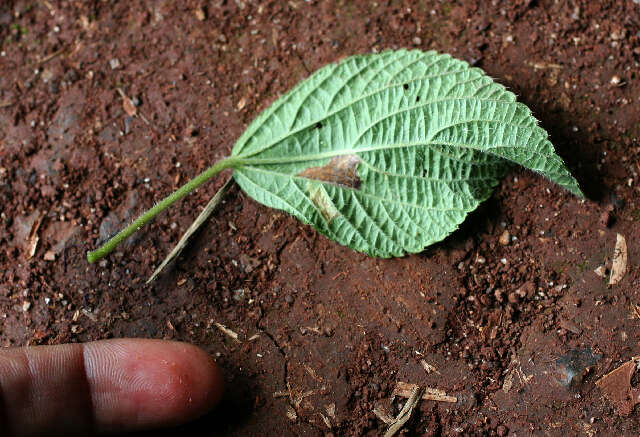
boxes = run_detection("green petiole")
[87,156,240,263]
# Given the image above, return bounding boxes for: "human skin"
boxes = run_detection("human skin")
[0,339,224,436]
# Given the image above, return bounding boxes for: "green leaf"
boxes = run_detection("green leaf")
[86,49,583,265]
[231,49,581,258]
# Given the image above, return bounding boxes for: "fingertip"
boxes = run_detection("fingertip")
[84,339,224,433]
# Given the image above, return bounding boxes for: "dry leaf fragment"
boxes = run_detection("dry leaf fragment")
[596,356,640,416]
[373,403,395,424]
[609,233,627,285]
[594,265,607,278]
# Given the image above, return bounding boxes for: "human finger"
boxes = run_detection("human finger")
[0,339,224,436]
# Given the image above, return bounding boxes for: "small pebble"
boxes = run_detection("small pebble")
[600,205,614,227]
[109,58,121,69]
[195,7,206,20]
[284,294,294,304]
[233,289,246,301]
[498,230,510,246]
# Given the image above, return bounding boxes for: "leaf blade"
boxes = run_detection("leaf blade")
[232,49,581,257]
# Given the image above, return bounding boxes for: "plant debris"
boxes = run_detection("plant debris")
[147,177,234,283]
[609,233,628,285]
[384,385,424,437]
[392,381,457,403]
[596,356,640,416]
[214,322,241,343]
[25,211,45,260]
[420,359,440,375]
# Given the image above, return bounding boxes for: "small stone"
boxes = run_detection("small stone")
[600,205,615,227]
[498,230,510,246]
[109,58,121,70]
[239,254,260,273]
[507,292,520,304]
[22,301,31,312]
[412,36,422,45]
[284,294,294,304]
[44,250,56,261]
[195,7,206,20]
[517,281,536,299]
[233,288,246,301]
[610,75,622,86]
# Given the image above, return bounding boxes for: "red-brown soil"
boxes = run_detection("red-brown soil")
[1,1,640,435]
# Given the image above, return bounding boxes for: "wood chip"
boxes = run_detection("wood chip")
[527,61,563,70]
[26,212,44,260]
[609,233,627,285]
[420,359,440,375]
[215,322,241,343]
[237,96,247,110]
[384,385,424,437]
[393,381,457,403]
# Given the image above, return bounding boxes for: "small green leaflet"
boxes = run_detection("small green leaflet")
[231,49,581,257]
[87,49,581,264]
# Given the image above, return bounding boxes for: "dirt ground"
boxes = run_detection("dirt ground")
[1,1,640,435]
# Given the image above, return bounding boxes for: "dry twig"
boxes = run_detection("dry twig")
[147,177,234,283]
[393,381,457,403]
[384,385,424,437]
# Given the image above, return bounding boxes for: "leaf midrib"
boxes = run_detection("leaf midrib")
[235,116,542,169]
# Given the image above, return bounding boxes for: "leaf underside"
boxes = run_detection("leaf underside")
[231,49,581,258]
